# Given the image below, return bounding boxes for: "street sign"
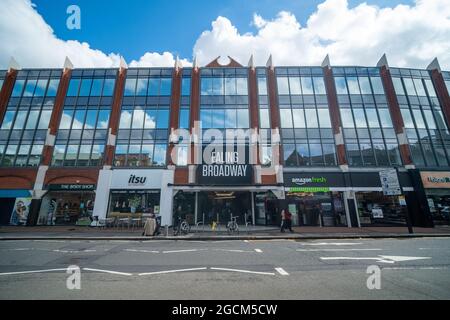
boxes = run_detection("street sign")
[379,169,401,196]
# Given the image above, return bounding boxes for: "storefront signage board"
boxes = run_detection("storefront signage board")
[110,170,165,189]
[379,169,401,196]
[420,171,450,189]
[48,184,96,191]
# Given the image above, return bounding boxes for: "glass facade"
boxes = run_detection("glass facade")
[114,68,172,167]
[277,67,337,167]
[52,69,117,166]
[391,68,450,167]
[0,69,61,167]
[333,67,401,167]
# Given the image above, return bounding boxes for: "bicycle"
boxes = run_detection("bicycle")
[173,216,190,236]
[227,214,239,234]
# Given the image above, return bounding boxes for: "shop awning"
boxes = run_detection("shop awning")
[0,189,31,198]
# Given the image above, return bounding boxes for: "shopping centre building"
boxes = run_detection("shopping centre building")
[1,54,450,228]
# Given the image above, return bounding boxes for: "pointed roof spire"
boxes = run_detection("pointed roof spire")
[119,56,128,69]
[427,57,441,72]
[8,57,21,72]
[248,54,255,70]
[63,56,74,70]
[321,54,331,68]
[175,55,182,70]
[266,54,273,69]
[377,54,389,69]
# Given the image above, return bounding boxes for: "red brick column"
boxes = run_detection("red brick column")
[41,67,72,166]
[379,65,414,167]
[167,67,182,166]
[0,69,18,125]
[323,65,348,168]
[189,66,200,179]
[429,68,450,130]
[103,67,127,167]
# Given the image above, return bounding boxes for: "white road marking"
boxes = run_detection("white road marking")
[162,249,207,254]
[210,267,275,276]
[254,249,263,253]
[297,248,382,252]
[383,267,448,270]
[1,248,33,251]
[124,249,159,254]
[139,267,207,276]
[213,249,250,253]
[52,249,96,253]
[320,255,431,264]
[301,242,363,246]
[275,267,289,276]
[82,268,133,276]
[0,268,67,276]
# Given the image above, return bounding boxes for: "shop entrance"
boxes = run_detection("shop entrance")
[425,190,450,226]
[38,191,95,226]
[197,191,251,225]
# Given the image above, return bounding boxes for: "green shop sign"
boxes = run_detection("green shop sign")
[288,187,330,193]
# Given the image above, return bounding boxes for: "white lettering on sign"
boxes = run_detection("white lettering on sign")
[202,165,248,177]
[211,151,239,164]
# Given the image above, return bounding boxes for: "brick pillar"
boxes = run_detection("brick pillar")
[103,66,127,168]
[378,58,414,167]
[167,66,182,166]
[428,61,450,130]
[266,59,282,184]
[0,69,18,125]
[188,65,200,184]
[41,67,72,166]
[322,61,348,170]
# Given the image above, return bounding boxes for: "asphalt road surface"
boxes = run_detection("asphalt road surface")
[0,237,449,299]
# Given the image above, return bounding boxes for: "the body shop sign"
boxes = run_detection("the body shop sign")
[421,171,450,189]
[197,145,252,185]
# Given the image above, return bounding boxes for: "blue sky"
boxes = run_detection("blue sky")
[32,0,415,62]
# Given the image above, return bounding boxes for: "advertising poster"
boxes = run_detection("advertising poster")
[9,197,32,226]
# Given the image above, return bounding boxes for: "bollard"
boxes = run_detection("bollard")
[165,225,169,237]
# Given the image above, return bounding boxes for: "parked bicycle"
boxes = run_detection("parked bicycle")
[227,214,239,234]
[173,216,190,236]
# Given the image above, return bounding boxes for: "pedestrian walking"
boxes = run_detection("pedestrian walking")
[280,209,286,232]
[285,210,294,232]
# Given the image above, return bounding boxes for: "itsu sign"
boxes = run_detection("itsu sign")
[198,145,252,185]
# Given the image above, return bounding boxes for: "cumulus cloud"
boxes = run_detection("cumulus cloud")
[193,0,450,69]
[1,0,449,70]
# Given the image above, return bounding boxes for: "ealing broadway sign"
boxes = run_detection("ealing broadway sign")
[197,145,252,185]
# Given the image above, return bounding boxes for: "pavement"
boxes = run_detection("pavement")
[1,225,450,240]
[1,237,450,299]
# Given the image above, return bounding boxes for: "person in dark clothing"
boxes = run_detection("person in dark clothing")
[280,209,286,232]
[285,210,294,232]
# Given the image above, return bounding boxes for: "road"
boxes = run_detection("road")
[0,237,449,299]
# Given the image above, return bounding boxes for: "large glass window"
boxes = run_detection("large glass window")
[276,67,336,166]
[334,67,401,167]
[115,68,172,167]
[0,69,62,167]
[392,68,450,167]
[52,69,117,166]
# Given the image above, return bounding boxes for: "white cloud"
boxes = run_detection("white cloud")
[1,0,449,70]
[193,0,450,69]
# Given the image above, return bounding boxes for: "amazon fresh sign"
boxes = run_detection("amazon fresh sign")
[197,145,252,185]
[292,177,327,186]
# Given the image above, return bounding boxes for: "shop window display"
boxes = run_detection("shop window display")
[356,192,407,226]
[108,190,161,219]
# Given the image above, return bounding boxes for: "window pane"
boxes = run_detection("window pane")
[114,144,128,166]
[148,78,159,95]
[284,144,297,166]
[305,109,318,128]
[200,110,211,128]
[179,109,189,128]
[334,77,348,95]
[292,109,305,128]
[181,78,191,96]
[201,78,212,95]
[313,77,326,94]
[236,78,248,95]
[52,145,66,166]
[59,110,74,129]
[157,109,169,128]
[403,78,416,96]
[237,109,249,128]
[301,77,314,94]
[401,109,415,128]
[12,79,25,97]
[259,109,270,128]
[353,109,366,128]
[323,144,336,165]
[13,111,27,129]
[132,109,145,129]
[317,109,331,128]
[90,144,104,166]
[136,78,148,96]
[378,109,393,128]
[85,110,97,129]
[258,77,267,95]
[310,144,323,165]
[124,78,136,96]
[72,110,86,129]
[280,109,293,128]
[347,144,362,166]
[67,79,80,96]
[412,110,426,128]
[23,79,37,97]
[119,110,132,129]
[423,110,436,129]
[289,77,301,95]
[144,109,157,129]
[25,111,39,129]
[160,79,172,95]
[366,109,380,128]
[277,77,289,95]
[103,79,116,96]
[340,109,354,128]
[46,79,60,96]
[1,111,15,129]
[358,77,372,94]
[347,77,360,94]
[423,79,436,97]
[413,78,426,96]
[141,144,153,166]
[38,110,52,130]
[225,109,236,128]
[34,79,48,97]
[79,79,92,96]
[392,78,405,95]
[153,144,167,166]
[90,79,103,96]
[370,77,384,94]
[225,77,236,95]
[212,109,224,128]
[97,110,110,128]
[297,144,309,166]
